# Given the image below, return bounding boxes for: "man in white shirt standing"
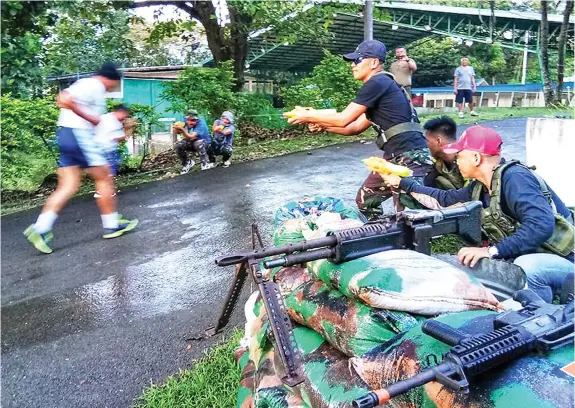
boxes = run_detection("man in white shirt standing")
[24,64,138,254]
[454,57,478,118]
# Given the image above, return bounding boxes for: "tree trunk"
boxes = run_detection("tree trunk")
[228,6,252,92]
[132,1,247,88]
[555,0,574,103]
[540,0,554,105]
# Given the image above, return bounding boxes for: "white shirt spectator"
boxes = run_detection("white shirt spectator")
[57,78,107,129]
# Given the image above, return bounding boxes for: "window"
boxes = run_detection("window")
[426,100,435,108]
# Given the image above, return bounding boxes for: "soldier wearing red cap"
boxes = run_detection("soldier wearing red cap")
[380,125,574,303]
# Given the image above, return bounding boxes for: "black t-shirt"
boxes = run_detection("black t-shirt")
[354,72,427,157]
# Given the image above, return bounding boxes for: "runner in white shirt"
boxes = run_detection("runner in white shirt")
[94,104,131,198]
[24,64,138,254]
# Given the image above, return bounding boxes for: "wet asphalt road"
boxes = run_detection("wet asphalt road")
[1,118,529,408]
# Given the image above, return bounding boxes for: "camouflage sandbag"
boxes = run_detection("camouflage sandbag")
[254,348,309,408]
[270,266,313,297]
[283,278,424,357]
[351,310,574,408]
[273,215,364,246]
[274,197,366,228]
[308,250,501,315]
[273,326,371,408]
[236,346,256,408]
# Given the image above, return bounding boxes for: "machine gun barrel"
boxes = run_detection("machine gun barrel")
[215,235,337,266]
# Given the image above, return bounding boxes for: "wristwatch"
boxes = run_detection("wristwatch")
[487,246,499,259]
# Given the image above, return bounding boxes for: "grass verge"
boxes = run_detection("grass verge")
[135,329,244,408]
[2,106,571,216]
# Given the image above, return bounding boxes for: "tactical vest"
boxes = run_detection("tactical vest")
[371,72,423,150]
[434,158,466,190]
[471,160,574,257]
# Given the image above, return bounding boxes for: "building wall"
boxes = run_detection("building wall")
[422,91,546,109]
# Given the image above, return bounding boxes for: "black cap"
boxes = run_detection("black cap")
[343,40,387,62]
[97,63,121,81]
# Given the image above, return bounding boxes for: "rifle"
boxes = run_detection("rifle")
[353,289,575,408]
[206,202,483,387]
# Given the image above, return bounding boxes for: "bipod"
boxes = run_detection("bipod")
[205,223,304,386]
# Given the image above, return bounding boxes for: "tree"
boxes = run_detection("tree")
[1,1,54,97]
[133,1,353,90]
[540,0,554,105]
[555,0,574,103]
[45,9,134,76]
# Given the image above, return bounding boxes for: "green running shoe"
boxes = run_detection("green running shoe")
[23,225,53,254]
[103,219,138,239]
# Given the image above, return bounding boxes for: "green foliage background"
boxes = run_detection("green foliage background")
[0,95,59,191]
[282,51,362,111]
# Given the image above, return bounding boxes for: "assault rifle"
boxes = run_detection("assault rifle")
[353,289,575,408]
[205,202,482,386]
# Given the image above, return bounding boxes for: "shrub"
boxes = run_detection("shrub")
[1,95,59,191]
[282,50,362,111]
[161,61,236,124]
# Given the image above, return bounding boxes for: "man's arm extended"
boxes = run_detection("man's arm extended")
[398,177,474,207]
[407,58,417,72]
[322,113,372,136]
[57,91,100,125]
[288,102,367,128]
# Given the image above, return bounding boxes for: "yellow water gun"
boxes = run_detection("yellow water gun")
[173,121,185,127]
[283,106,337,118]
[362,157,412,177]
[214,125,225,132]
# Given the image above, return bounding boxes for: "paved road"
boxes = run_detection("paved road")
[1,118,530,408]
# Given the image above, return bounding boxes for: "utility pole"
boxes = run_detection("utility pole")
[521,31,529,85]
[364,0,373,41]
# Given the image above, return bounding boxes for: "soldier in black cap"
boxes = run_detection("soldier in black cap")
[287,40,432,219]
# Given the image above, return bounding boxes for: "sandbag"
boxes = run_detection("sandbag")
[273,327,371,408]
[270,266,313,297]
[308,250,501,315]
[351,310,574,408]
[273,215,364,246]
[274,197,366,228]
[283,279,423,357]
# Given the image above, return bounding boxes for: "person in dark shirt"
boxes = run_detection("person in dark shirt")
[380,125,574,303]
[423,116,466,190]
[287,40,432,219]
[174,109,213,174]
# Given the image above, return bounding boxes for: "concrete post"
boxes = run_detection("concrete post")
[364,0,373,41]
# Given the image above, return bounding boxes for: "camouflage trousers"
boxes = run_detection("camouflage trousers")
[356,147,433,219]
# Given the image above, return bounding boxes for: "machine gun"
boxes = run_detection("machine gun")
[353,289,575,408]
[206,202,483,387]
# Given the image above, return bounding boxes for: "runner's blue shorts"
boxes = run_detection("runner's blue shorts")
[57,127,107,168]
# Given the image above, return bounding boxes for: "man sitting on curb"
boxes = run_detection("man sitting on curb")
[423,116,466,190]
[208,111,235,168]
[174,109,213,173]
[380,125,574,303]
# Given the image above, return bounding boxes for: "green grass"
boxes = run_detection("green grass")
[135,329,244,408]
[419,106,573,125]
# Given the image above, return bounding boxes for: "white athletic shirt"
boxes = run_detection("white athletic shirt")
[57,78,107,129]
[95,113,124,151]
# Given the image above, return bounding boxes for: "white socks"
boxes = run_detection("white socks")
[34,211,58,234]
[101,213,119,230]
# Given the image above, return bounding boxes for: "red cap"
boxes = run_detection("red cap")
[443,126,503,155]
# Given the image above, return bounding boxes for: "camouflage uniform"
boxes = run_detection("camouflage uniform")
[356,147,433,218]
[432,158,466,190]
